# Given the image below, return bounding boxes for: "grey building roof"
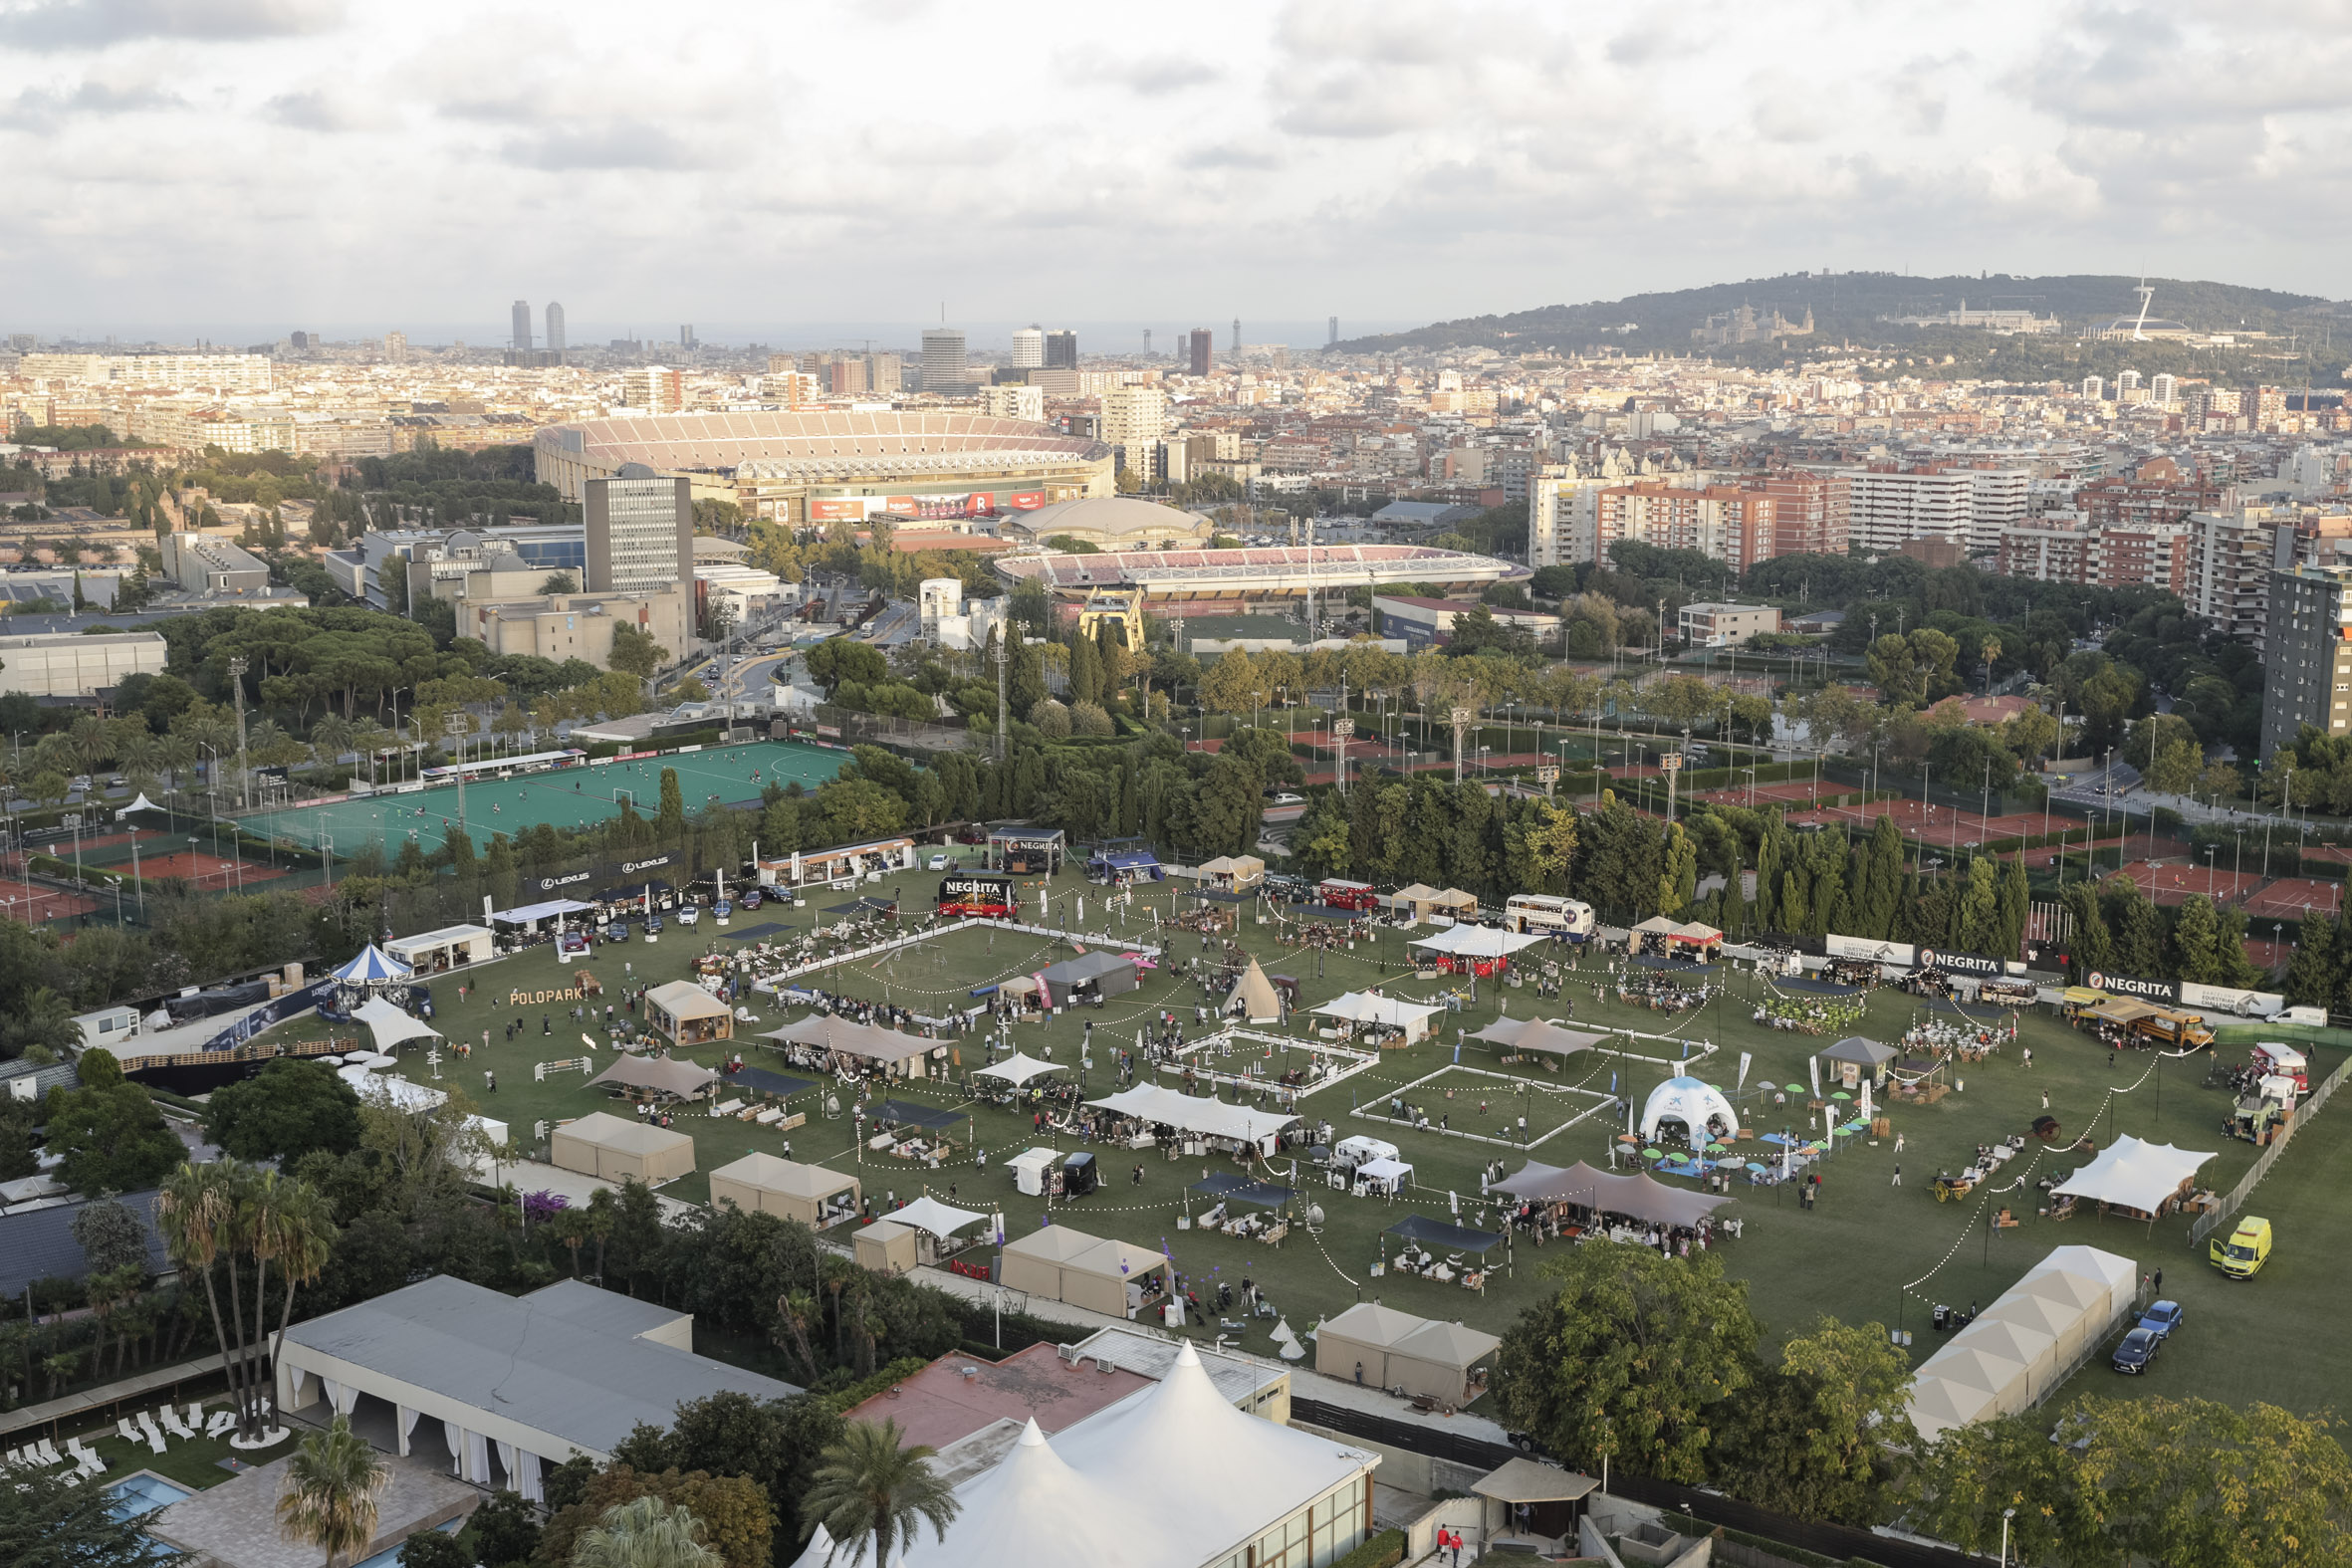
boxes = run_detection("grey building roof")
[280,1274,803,1456]
[0,1055,81,1098]
[0,1189,169,1297]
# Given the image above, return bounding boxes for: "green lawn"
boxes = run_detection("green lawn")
[81,1405,295,1491]
[259,869,2347,1421]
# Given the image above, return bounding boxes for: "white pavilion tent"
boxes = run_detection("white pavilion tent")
[354,997,440,1051]
[2050,1135,2217,1216]
[1406,926,1548,960]
[1638,1076,1739,1144]
[885,1196,990,1240]
[1909,1246,2137,1440]
[1310,992,1445,1042]
[1086,1082,1299,1147]
[973,1052,1067,1087]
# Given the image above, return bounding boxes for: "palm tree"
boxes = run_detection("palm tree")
[310,716,356,784]
[156,1160,280,1439]
[571,1496,721,1568]
[256,1176,336,1425]
[804,1419,960,1567]
[275,1415,388,1568]
[158,732,198,796]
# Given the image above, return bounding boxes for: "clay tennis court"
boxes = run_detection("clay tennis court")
[2239,877,2348,920]
[132,850,288,888]
[0,885,100,920]
[2115,861,2264,906]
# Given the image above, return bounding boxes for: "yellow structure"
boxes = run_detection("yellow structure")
[1073,586,1145,651]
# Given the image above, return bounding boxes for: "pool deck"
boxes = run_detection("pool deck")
[146,1442,478,1568]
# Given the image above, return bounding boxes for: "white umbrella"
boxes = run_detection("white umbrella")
[315,1054,346,1066]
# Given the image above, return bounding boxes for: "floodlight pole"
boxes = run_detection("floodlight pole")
[227,655,251,809]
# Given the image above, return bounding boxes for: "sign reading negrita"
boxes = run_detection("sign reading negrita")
[2086,970,2178,1004]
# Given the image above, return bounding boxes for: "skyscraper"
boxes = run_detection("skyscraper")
[585,466,693,598]
[1100,384,1169,480]
[1186,329,1213,377]
[1045,331,1077,370]
[1328,317,1338,346]
[1012,326,1045,368]
[921,327,967,392]
[680,325,696,348]
[546,303,567,358]
[383,330,407,363]
[511,300,532,351]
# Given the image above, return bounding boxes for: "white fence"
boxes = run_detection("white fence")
[2187,1052,2350,1248]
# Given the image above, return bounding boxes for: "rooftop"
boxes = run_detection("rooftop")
[841,1342,1153,1454]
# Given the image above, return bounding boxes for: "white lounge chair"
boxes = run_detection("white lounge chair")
[3,1448,19,1467]
[135,1414,165,1455]
[184,1402,204,1433]
[117,1418,138,1445]
[206,1410,236,1437]
[158,1406,193,1440]
[35,1439,64,1466]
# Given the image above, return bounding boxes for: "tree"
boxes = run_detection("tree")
[539,572,579,595]
[276,1414,389,1568]
[658,768,685,835]
[464,1489,541,1568]
[608,624,666,679]
[804,1419,960,1568]
[1716,1317,1915,1524]
[674,677,711,704]
[571,1495,721,1568]
[204,1059,363,1164]
[71,1195,150,1275]
[156,1160,334,1442]
[396,1529,469,1568]
[542,1467,769,1568]
[0,1457,167,1568]
[1495,1240,1760,1484]
[46,1078,184,1196]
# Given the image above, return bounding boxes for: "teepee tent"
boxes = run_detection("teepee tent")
[1225,958,1284,1023]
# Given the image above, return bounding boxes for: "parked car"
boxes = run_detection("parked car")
[740,889,764,909]
[2110,1327,2162,1375]
[1266,792,1304,806]
[677,904,701,926]
[928,852,951,870]
[2136,1300,2185,1339]
[643,916,664,937]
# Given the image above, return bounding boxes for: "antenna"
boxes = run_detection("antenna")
[2131,277,2155,342]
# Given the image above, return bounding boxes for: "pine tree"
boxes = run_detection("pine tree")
[1857,815,1904,938]
[1995,856,2031,959]
[1804,833,1845,937]
[1956,857,1999,953]
[2059,882,2111,979]
[1753,823,1782,932]
[1067,633,1103,707]
[2108,882,2167,975]
[2285,912,2338,1007]
[2170,895,2225,983]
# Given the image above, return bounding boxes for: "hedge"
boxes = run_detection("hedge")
[1330,1528,1405,1568]
[815,1356,932,1415]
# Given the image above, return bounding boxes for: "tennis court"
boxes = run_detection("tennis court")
[235,740,850,856]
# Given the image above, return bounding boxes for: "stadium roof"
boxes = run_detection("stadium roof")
[994,543,1528,592]
[537,409,1108,479]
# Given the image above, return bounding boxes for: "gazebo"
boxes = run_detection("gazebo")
[1816,1036,1898,1088]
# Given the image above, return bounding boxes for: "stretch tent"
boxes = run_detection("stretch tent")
[550,1112,695,1184]
[1314,1302,1502,1403]
[1000,1225,1175,1319]
[2050,1135,2217,1215]
[491,899,595,926]
[1909,1245,2136,1441]
[354,997,440,1051]
[1490,1160,1738,1229]
[762,1013,939,1067]
[1311,992,1444,1042]
[1407,926,1548,960]
[973,1052,1067,1088]
[1470,1017,1612,1058]
[884,1196,990,1240]
[1639,1076,1739,1144]
[706,1153,859,1226]
[588,1054,720,1099]
[1086,1082,1298,1146]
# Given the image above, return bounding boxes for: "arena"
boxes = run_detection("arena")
[992,542,1530,613]
[532,409,1115,524]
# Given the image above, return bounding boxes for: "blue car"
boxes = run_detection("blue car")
[2111,1327,2162,1375]
[2137,1300,2185,1339]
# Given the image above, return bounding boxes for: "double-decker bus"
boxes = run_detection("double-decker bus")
[1504,893,1596,941]
[1317,878,1382,911]
[938,872,1019,919]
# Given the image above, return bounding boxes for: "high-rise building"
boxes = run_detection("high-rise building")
[977,384,1045,422]
[2259,563,2352,757]
[618,366,683,413]
[546,303,566,358]
[1596,484,1779,569]
[512,300,532,351]
[921,328,967,392]
[1045,331,1077,370]
[2151,373,2179,406]
[1012,327,1045,369]
[1837,467,1974,557]
[680,325,696,349]
[585,468,694,601]
[383,331,407,363]
[290,331,311,351]
[1186,329,1213,377]
[867,352,903,395]
[1099,384,1168,479]
[1328,316,1338,346]
[2081,375,2104,401]
[825,359,868,396]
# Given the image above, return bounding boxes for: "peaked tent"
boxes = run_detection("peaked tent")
[706,1153,859,1226]
[333,945,412,985]
[549,1112,695,1184]
[1817,1037,1899,1069]
[2050,1135,2217,1215]
[973,1051,1067,1087]
[1000,1224,1173,1318]
[1225,958,1284,1023]
[1910,1245,2137,1440]
[353,997,439,1051]
[1386,1319,1504,1405]
[1313,1302,1423,1389]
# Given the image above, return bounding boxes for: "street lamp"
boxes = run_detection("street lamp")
[2000,1506,2015,1568]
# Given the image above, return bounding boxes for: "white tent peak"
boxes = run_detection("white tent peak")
[1018,1416,1047,1448]
[1173,1340,1200,1369]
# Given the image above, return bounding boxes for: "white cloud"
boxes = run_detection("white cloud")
[2,0,2350,334]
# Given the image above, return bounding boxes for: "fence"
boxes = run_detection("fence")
[2186,1051,2351,1248]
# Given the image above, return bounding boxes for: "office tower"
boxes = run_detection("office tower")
[680,325,696,348]
[546,303,567,357]
[1012,326,1045,368]
[290,331,311,351]
[512,300,532,351]
[383,330,407,363]
[2151,372,2179,406]
[1045,331,1077,369]
[1328,317,1338,346]
[2260,563,2352,757]
[1100,383,1168,479]
[1231,318,1240,351]
[921,327,967,392]
[1187,329,1213,377]
[585,468,693,598]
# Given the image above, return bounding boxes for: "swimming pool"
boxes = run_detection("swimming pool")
[348,1516,461,1568]
[109,1472,191,1519]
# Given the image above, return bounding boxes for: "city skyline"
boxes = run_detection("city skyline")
[4,1,2345,330]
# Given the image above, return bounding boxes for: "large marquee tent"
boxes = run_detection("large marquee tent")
[1037,951,1141,1007]
[1490,1160,1737,1229]
[1313,1302,1504,1404]
[2050,1136,2217,1217]
[1470,1018,1613,1058]
[588,1054,721,1100]
[1000,1225,1175,1318]
[1908,1246,2137,1441]
[549,1112,696,1184]
[762,1013,939,1068]
[1406,926,1547,960]
[1087,1083,1298,1147]
[1310,992,1444,1042]
[706,1153,860,1226]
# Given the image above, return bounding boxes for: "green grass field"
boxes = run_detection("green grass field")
[236,741,849,857]
[253,868,2349,1422]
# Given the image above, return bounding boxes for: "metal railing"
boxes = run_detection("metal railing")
[2187,1052,2350,1247]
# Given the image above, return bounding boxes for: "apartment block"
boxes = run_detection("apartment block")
[1678,602,1781,647]
[1596,483,1777,569]
[1839,467,1971,556]
[1099,384,1168,480]
[584,472,693,598]
[1738,470,1844,558]
[2258,563,2352,758]
[1997,522,2192,594]
[2189,506,2352,653]
[977,384,1046,422]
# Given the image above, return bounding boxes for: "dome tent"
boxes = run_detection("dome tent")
[1639,1076,1738,1145]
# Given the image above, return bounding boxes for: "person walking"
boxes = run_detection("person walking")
[1895,1131,1905,1154]
[1891,1163,1901,1187]
[484,1070,497,1093]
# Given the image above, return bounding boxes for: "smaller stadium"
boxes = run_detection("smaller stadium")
[993,542,1529,615]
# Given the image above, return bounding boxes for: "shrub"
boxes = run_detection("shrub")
[1067,700,1114,738]
[1032,699,1071,739]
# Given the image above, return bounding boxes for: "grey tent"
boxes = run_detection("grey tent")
[1037,951,1140,1008]
[1469,1018,1612,1057]
[1818,1037,1899,1068]
[1493,1160,1736,1229]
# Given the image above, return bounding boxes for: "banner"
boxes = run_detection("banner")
[2086,970,2177,1004]
[1912,946,2005,978]
[1807,1053,1820,1099]
[203,980,334,1053]
[1826,933,1914,967]
[2179,981,2284,1015]
[1737,1051,1752,1092]
[530,849,678,897]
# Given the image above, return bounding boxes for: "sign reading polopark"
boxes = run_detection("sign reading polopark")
[531,850,676,896]
[2085,970,2180,1005]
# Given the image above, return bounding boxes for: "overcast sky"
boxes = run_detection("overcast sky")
[5,0,2345,343]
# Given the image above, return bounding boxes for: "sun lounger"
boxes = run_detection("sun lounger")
[184,1402,205,1432]
[2,1448,19,1467]
[158,1406,194,1439]
[206,1410,237,1437]
[35,1439,64,1466]
[135,1414,165,1454]
[118,1418,138,1444]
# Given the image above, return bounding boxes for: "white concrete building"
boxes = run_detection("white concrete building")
[977,383,1046,422]
[1839,468,1972,557]
[0,630,167,697]
[1100,384,1170,481]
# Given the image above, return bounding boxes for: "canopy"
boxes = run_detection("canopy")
[1038,951,1140,1006]
[353,997,439,1050]
[549,1111,695,1184]
[1386,1214,1503,1253]
[1189,1172,1296,1209]
[1311,992,1445,1040]
[762,1013,937,1063]
[884,1196,989,1238]
[871,1099,968,1131]
[973,1051,1067,1087]
[588,1054,721,1098]
[2050,1135,2217,1213]
[1407,925,1547,960]
[646,980,731,1019]
[1224,958,1283,1023]
[1313,1302,1499,1403]
[491,898,594,925]
[1817,1036,1898,1068]
[1474,1458,1599,1506]
[1089,1083,1299,1144]
[1492,1160,1737,1228]
[1355,1156,1413,1183]
[1639,1076,1739,1144]
[1000,1226,1175,1318]
[1470,1017,1611,1057]
[332,944,412,985]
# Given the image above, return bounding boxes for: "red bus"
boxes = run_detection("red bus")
[1318,879,1381,911]
[938,873,1018,919]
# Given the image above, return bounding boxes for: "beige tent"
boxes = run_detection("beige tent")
[549,1112,696,1184]
[1385,1319,1503,1405]
[588,1053,720,1099]
[1000,1226,1173,1319]
[1313,1302,1423,1389]
[1909,1244,2138,1440]
[1388,883,1444,920]
[1198,854,1266,891]
[645,981,734,1045]
[1225,958,1284,1023]
[707,1152,860,1227]
[853,1220,917,1276]
[1430,888,1479,916]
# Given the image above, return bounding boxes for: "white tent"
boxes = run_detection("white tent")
[2050,1135,2217,1215]
[491,898,595,926]
[1085,1082,1299,1146]
[1638,1076,1738,1144]
[1224,958,1283,1023]
[1353,1156,1413,1194]
[354,997,440,1051]
[973,1052,1067,1087]
[885,1196,990,1240]
[1910,1245,2137,1440]
[332,944,411,985]
[1310,992,1444,1042]
[1406,926,1548,960]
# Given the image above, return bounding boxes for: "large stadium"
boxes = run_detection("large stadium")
[533,409,1115,524]
[992,542,1530,613]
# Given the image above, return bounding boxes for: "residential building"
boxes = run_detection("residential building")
[511,300,532,351]
[1187,329,1213,377]
[1373,594,1557,650]
[1100,384,1169,480]
[2078,476,2227,532]
[1528,464,1607,565]
[921,328,968,392]
[1966,466,2031,558]
[2189,505,2352,652]
[2259,563,2352,757]
[823,359,868,397]
[383,331,407,363]
[545,303,566,359]
[584,469,693,598]
[158,532,270,593]
[868,352,903,394]
[1678,602,1781,647]
[1045,331,1078,370]
[977,384,1045,422]
[1739,469,1845,558]
[1596,483,1777,569]
[1838,467,1972,557]
[617,366,683,414]
[0,630,166,697]
[1012,327,1045,369]
[21,352,273,392]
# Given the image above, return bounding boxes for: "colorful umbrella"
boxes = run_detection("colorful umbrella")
[1830,1090,1852,1100]
[1643,1148,1663,1160]
[1745,1162,1766,1172]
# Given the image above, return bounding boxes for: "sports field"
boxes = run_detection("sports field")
[239,866,2352,1424]
[235,741,849,856]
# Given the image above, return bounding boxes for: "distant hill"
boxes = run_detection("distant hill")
[1334,273,2342,357]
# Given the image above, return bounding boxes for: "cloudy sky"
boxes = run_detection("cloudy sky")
[4,0,2345,343]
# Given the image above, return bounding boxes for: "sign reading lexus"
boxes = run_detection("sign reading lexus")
[2086,970,2178,1004]
[1914,947,2004,978]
